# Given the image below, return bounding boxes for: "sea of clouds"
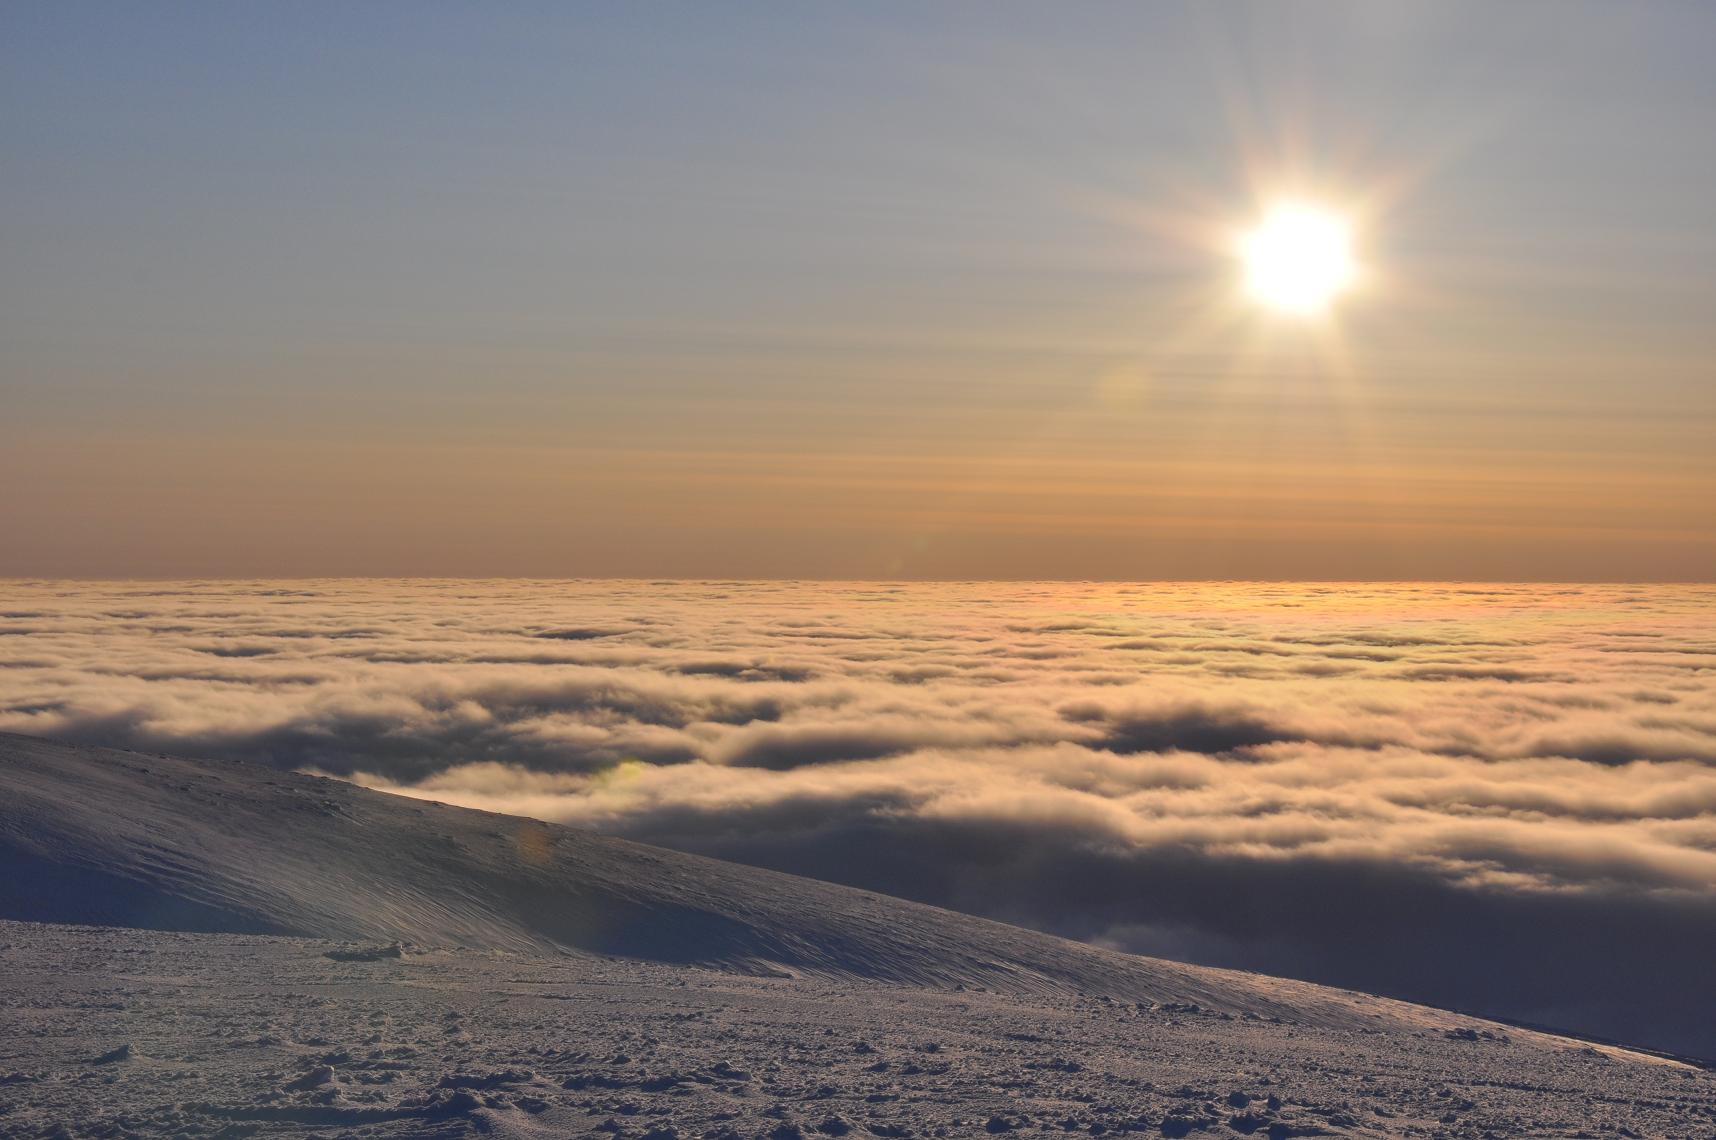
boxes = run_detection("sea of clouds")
[3,579,1714,1056]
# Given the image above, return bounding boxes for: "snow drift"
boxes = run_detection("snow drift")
[0,731,1678,1055]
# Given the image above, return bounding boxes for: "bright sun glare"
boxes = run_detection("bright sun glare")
[1241,203,1356,314]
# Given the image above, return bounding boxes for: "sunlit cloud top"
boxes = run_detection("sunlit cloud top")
[3,579,1716,1054]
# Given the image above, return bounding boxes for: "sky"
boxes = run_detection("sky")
[5,579,1715,1056]
[4,2,1715,579]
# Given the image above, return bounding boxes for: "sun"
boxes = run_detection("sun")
[1241,203,1356,313]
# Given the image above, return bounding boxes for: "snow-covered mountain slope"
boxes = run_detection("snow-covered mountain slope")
[0,732,1680,1059]
[5,920,1713,1140]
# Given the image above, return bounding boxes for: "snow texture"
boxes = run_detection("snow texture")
[2,733,1712,1138]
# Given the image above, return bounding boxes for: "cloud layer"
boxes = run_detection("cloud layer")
[3,579,1715,1056]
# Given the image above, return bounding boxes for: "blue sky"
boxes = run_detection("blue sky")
[4,2,1714,577]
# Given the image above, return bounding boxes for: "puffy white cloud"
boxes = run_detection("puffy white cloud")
[3,579,1716,1055]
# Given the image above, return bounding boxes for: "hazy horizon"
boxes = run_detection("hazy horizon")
[6,2,1716,580]
[7,7,1716,1134]
[4,574,1712,585]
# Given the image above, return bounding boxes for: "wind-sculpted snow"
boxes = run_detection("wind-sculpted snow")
[0,732,1522,1034]
[1,580,1715,1056]
[6,922,1713,1140]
